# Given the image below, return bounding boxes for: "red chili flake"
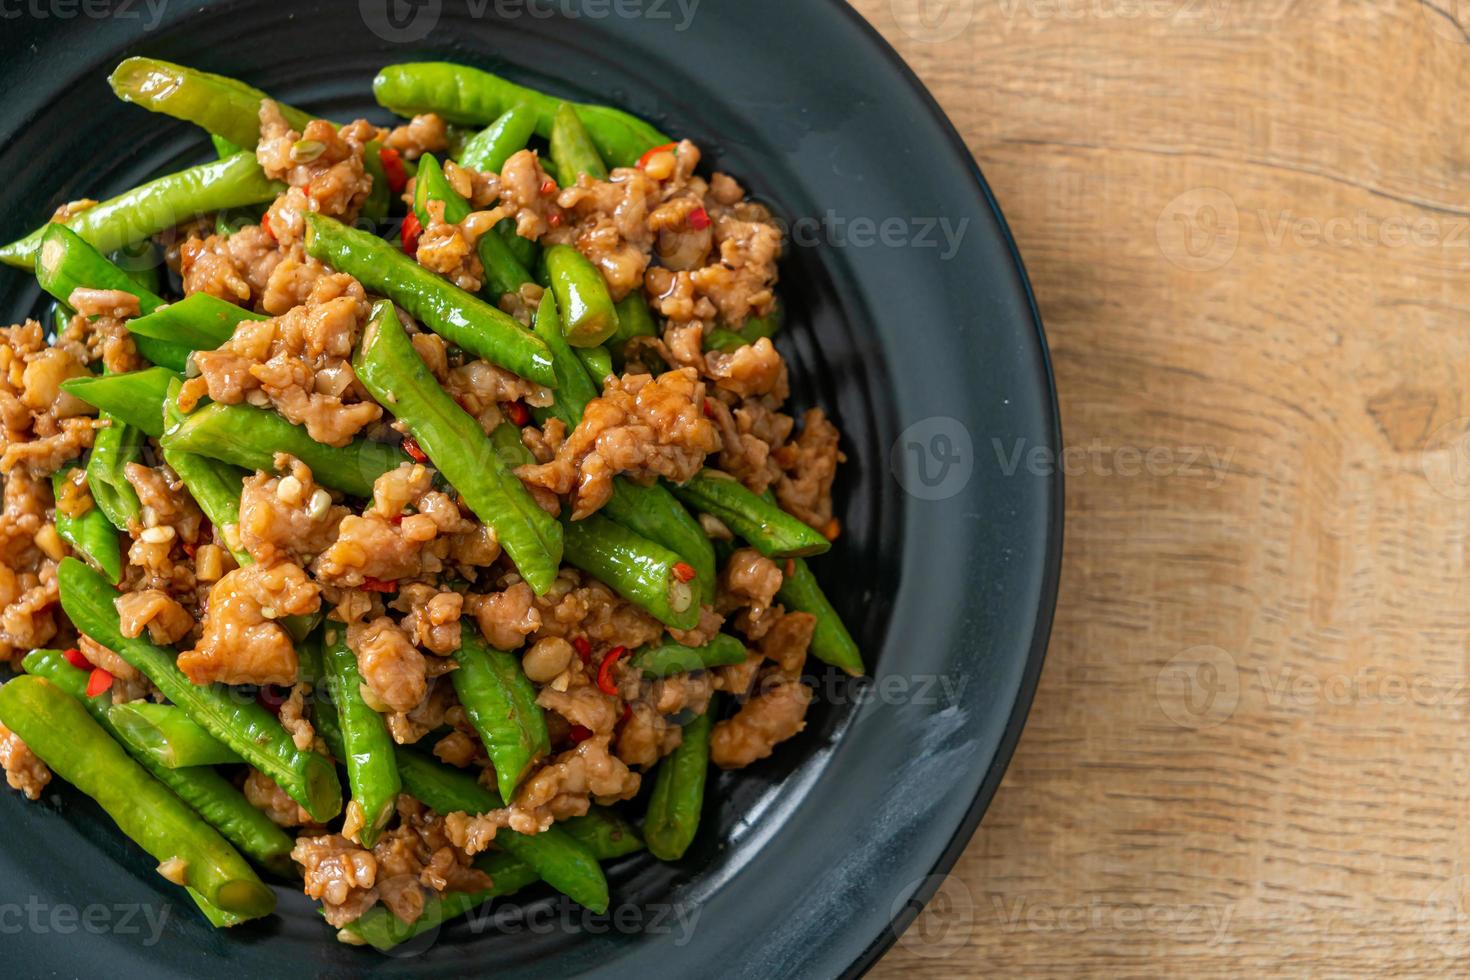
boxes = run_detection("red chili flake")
[636,142,678,169]
[539,178,558,196]
[504,400,530,427]
[568,724,593,744]
[400,212,423,256]
[379,147,408,194]
[688,207,710,231]
[401,435,428,463]
[547,212,563,229]
[85,667,113,698]
[672,562,696,583]
[702,399,714,418]
[821,518,841,541]
[390,514,404,526]
[182,540,198,559]
[620,702,633,725]
[572,636,592,664]
[62,647,89,671]
[259,212,276,243]
[596,646,626,696]
[361,577,398,593]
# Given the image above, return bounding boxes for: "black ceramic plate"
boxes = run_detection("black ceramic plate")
[0,2,1060,976]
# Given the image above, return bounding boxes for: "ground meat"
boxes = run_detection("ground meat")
[774,408,844,532]
[718,548,783,640]
[467,581,541,650]
[179,562,320,686]
[414,200,508,293]
[615,701,681,768]
[516,368,720,518]
[178,224,282,308]
[384,676,458,746]
[520,569,665,653]
[0,470,61,662]
[115,589,193,645]
[502,735,640,834]
[485,149,564,240]
[393,584,463,655]
[346,617,426,714]
[313,464,477,587]
[77,634,142,685]
[239,454,349,564]
[384,113,449,160]
[710,677,812,770]
[0,320,99,477]
[0,721,50,800]
[293,833,379,927]
[443,357,552,434]
[667,603,725,648]
[280,682,318,751]
[245,768,313,827]
[257,101,378,246]
[182,274,380,446]
[704,337,787,398]
[536,661,621,735]
[433,730,482,768]
[706,394,794,494]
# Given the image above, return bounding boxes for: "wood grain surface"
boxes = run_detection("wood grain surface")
[856,0,1470,974]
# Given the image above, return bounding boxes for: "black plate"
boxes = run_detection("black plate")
[0,2,1061,976]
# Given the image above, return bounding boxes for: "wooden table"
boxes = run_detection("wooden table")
[856,0,1470,974]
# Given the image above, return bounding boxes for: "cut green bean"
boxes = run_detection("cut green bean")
[109,57,315,149]
[543,244,618,347]
[411,153,532,298]
[23,649,296,877]
[562,513,700,631]
[51,464,122,584]
[457,104,538,173]
[703,304,784,354]
[0,675,276,916]
[110,240,162,295]
[1,153,283,270]
[451,622,549,803]
[575,345,613,383]
[56,558,342,821]
[161,398,406,499]
[672,471,830,559]
[644,700,715,861]
[374,63,668,168]
[211,134,243,158]
[394,748,609,913]
[61,366,176,437]
[321,622,401,847]
[777,557,864,676]
[306,214,555,387]
[127,292,264,350]
[609,292,657,368]
[107,701,245,768]
[633,633,748,677]
[550,102,609,182]
[361,139,392,221]
[354,300,562,593]
[87,412,144,532]
[528,292,716,599]
[339,806,642,949]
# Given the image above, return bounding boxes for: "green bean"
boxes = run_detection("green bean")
[528,293,716,599]
[87,413,144,532]
[672,471,830,559]
[411,153,532,298]
[608,292,657,368]
[23,649,296,878]
[575,345,613,383]
[297,637,347,763]
[305,214,556,387]
[777,557,864,676]
[456,104,538,173]
[106,701,245,768]
[394,748,609,912]
[61,366,176,437]
[187,889,246,928]
[549,102,609,182]
[361,139,392,221]
[161,398,406,499]
[451,622,549,803]
[34,223,191,371]
[702,328,748,354]
[0,675,276,916]
[110,240,162,295]
[339,806,641,949]
[56,558,342,821]
[51,464,122,584]
[109,57,315,148]
[373,63,668,168]
[354,300,562,593]
[498,221,541,269]
[321,622,401,846]
[703,304,784,353]
[127,292,264,350]
[633,633,748,677]
[0,153,283,270]
[156,380,252,566]
[543,244,619,347]
[644,700,715,861]
[562,513,699,630]
[211,134,243,158]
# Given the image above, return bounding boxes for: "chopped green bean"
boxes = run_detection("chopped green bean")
[51,464,122,584]
[61,366,176,437]
[644,700,715,861]
[777,557,864,676]
[550,101,609,182]
[633,634,748,677]
[109,57,315,148]
[451,622,549,803]
[672,471,831,559]
[127,292,265,350]
[412,153,532,298]
[106,701,245,768]
[321,622,401,846]
[456,104,538,173]
[543,244,618,347]
[562,513,700,630]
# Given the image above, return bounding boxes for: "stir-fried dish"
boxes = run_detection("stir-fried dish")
[0,58,861,946]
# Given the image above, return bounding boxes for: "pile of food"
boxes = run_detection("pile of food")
[0,57,860,946]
